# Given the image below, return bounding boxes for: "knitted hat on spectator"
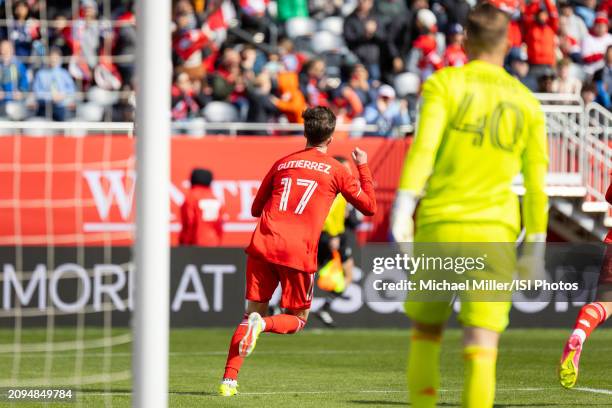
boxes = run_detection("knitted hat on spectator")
[190,169,213,187]
[595,12,609,26]
[416,9,437,31]
[447,23,464,35]
[378,84,396,99]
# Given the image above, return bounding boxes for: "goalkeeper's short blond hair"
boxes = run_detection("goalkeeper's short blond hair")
[465,3,510,56]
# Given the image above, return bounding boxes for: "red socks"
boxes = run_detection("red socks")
[223,314,249,380]
[222,313,306,380]
[572,302,609,344]
[263,314,306,334]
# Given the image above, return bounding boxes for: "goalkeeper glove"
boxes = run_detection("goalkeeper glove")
[517,233,547,281]
[390,190,417,242]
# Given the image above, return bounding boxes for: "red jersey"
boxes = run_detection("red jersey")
[443,44,468,67]
[247,148,376,273]
[179,186,225,246]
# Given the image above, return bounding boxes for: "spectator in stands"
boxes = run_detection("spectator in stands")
[407,9,442,80]
[363,84,410,137]
[536,66,556,93]
[559,2,588,45]
[6,1,40,59]
[48,15,71,57]
[171,72,201,121]
[344,0,385,80]
[581,81,598,103]
[299,57,330,107]
[575,0,598,28]
[344,63,376,108]
[113,1,136,86]
[246,73,278,123]
[582,13,612,76]
[32,47,76,121]
[172,6,212,79]
[443,23,467,67]
[594,46,612,108]
[278,37,302,73]
[211,47,241,101]
[272,71,307,123]
[507,47,535,90]
[558,13,583,62]
[0,40,29,102]
[554,58,582,94]
[386,0,428,75]
[67,0,113,84]
[523,0,559,73]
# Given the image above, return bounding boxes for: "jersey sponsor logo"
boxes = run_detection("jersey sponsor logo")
[277,160,332,174]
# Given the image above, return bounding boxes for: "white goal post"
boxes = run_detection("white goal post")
[133,0,171,408]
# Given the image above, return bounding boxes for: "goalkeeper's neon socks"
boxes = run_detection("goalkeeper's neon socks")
[407,330,441,408]
[218,378,238,396]
[263,314,306,334]
[570,302,608,344]
[463,345,497,408]
[222,313,249,380]
[559,335,583,389]
[239,312,265,357]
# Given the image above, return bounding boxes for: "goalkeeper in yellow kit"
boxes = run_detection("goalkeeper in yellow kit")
[390,3,548,408]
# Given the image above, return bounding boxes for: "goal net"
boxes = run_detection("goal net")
[0,122,135,406]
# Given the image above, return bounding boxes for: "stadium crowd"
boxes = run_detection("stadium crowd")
[0,0,611,131]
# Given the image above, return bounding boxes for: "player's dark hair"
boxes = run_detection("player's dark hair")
[333,155,348,163]
[302,107,336,146]
[465,3,510,56]
[190,168,213,187]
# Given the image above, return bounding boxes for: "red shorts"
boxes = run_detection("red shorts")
[245,255,315,310]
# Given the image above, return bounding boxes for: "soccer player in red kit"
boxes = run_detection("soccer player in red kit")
[559,179,612,388]
[218,107,377,396]
[179,168,225,246]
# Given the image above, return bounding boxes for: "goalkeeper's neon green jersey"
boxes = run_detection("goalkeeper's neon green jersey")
[398,60,548,236]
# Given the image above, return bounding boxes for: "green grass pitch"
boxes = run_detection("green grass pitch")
[1,328,612,407]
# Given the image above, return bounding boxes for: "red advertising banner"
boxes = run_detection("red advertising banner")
[0,136,409,246]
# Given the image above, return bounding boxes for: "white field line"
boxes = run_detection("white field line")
[574,387,612,395]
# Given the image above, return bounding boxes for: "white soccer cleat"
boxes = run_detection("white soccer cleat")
[239,312,265,357]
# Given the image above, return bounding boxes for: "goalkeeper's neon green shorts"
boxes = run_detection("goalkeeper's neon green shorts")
[404,222,517,333]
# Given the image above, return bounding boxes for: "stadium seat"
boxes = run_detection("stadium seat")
[394,72,421,97]
[88,86,120,107]
[311,31,344,55]
[5,101,28,121]
[319,17,344,36]
[285,17,316,39]
[202,101,239,123]
[76,102,105,122]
